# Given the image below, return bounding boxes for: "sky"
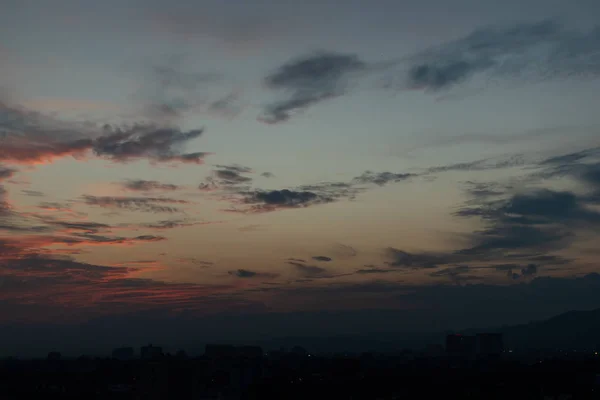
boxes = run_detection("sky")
[1,0,600,356]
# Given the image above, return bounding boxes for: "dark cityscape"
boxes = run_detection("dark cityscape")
[3,307,600,398]
[2,334,600,399]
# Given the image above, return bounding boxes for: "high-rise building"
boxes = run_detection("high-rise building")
[140,344,163,360]
[445,334,476,358]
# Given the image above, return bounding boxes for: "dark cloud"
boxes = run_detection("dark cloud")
[81,195,187,213]
[228,269,278,279]
[457,188,600,227]
[397,20,600,91]
[229,269,257,278]
[426,155,527,174]
[176,258,213,267]
[355,267,396,274]
[0,101,210,166]
[47,220,111,234]
[297,181,363,201]
[462,181,508,199]
[238,189,333,213]
[214,169,252,185]
[261,172,275,178]
[141,219,212,230]
[121,180,180,192]
[199,164,253,190]
[21,190,44,197]
[429,266,481,284]
[287,261,327,277]
[385,248,455,269]
[312,256,332,262]
[260,51,366,123]
[352,171,415,186]
[540,147,600,166]
[214,164,252,174]
[496,263,539,280]
[93,124,208,164]
[0,166,16,181]
[579,162,600,189]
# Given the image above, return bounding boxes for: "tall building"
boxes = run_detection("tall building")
[476,333,504,357]
[445,334,476,359]
[140,344,163,360]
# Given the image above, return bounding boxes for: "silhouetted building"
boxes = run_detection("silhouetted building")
[476,333,504,357]
[446,334,476,359]
[47,351,61,361]
[140,344,163,360]
[112,347,135,360]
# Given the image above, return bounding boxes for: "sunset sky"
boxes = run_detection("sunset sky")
[1,0,600,355]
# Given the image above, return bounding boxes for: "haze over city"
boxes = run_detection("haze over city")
[1,0,600,357]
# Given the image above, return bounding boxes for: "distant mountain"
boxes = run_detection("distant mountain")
[462,308,600,351]
[258,308,600,353]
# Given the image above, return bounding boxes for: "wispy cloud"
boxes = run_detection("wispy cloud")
[0,101,209,166]
[259,51,366,123]
[120,179,180,192]
[81,195,188,214]
[352,171,415,186]
[392,19,600,91]
[228,269,279,279]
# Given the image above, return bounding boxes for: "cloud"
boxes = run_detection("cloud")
[396,19,600,91]
[93,124,208,164]
[228,269,278,279]
[135,55,234,122]
[259,51,366,123]
[44,220,111,234]
[261,172,275,178]
[385,248,455,269]
[288,261,327,277]
[213,168,252,185]
[496,263,539,280]
[0,166,16,181]
[120,179,180,192]
[81,195,187,213]
[198,164,254,190]
[21,190,44,197]
[457,188,600,227]
[355,267,396,274]
[141,219,217,230]
[235,189,333,213]
[312,256,332,262]
[352,171,415,186]
[257,20,600,120]
[425,155,527,174]
[0,253,250,324]
[0,101,209,165]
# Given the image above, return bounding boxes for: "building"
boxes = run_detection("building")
[446,334,476,359]
[140,344,163,360]
[112,347,135,361]
[476,333,504,357]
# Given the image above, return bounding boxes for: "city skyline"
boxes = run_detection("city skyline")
[1,0,600,349]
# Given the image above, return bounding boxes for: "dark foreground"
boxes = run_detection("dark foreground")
[1,352,599,399]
